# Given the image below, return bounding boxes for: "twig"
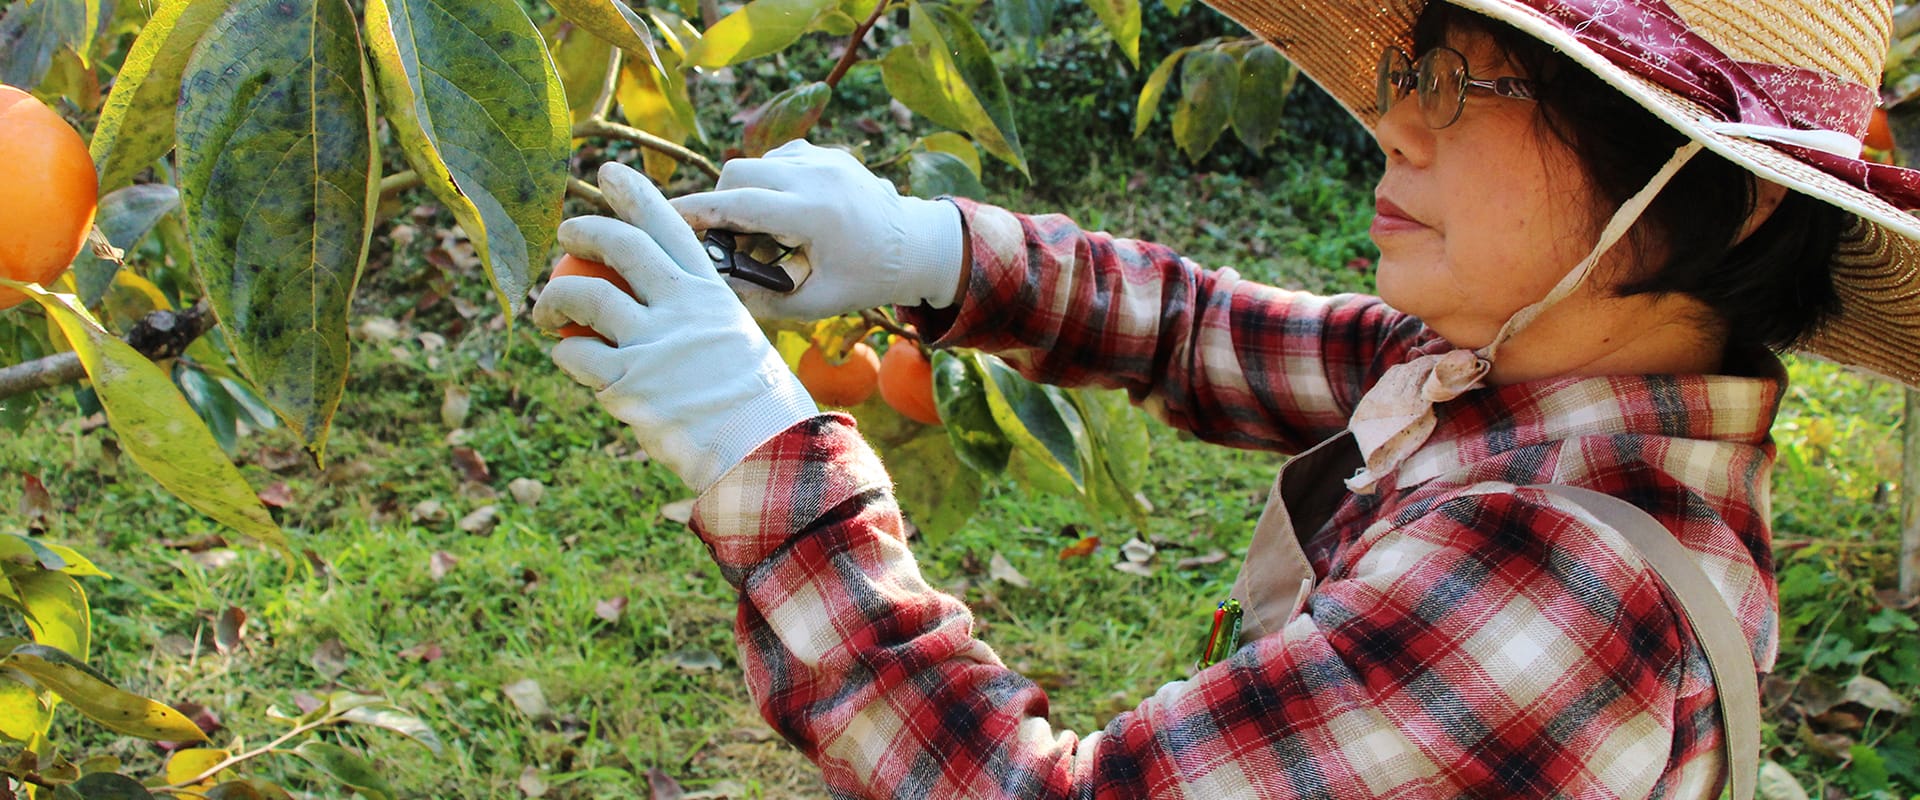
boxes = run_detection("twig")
[154,710,334,793]
[0,301,218,402]
[825,0,891,89]
[860,308,919,344]
[572,117,719,180]
[567,176,612,211]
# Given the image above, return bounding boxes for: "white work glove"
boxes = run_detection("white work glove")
[669,139,966,321]
[532,162,820,493]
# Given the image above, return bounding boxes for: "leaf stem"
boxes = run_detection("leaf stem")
[824,0,891,89]
[154,709,341,793]
[592,47,624,123]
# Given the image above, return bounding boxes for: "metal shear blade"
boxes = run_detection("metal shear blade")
[703,229,797,293]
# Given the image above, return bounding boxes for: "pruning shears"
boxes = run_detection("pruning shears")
[703,229,798,293]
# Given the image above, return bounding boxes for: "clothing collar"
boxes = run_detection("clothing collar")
[1385,345,1786,492]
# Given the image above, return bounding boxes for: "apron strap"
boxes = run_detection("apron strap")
[1533,485,1760,800]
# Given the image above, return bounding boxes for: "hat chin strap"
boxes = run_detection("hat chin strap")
[1344,140,1707,494]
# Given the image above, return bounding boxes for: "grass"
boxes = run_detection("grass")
[4,145,1918,798]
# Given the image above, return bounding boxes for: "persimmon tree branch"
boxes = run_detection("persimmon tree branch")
[572,117,720,180]
[825,0,891,89]
[0,301,217,402]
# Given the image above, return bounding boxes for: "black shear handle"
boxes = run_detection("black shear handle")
[702,229,797,293]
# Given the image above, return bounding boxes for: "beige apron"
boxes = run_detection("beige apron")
[1227,432,1361,642]
[1219,432,1760,800]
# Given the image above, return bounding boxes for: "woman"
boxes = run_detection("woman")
[530,0,1920,795]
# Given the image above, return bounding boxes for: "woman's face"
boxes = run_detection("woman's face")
[1370,32,1613,349]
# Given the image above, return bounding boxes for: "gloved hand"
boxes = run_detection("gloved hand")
[532,161,820,493]
[668,139,966,321]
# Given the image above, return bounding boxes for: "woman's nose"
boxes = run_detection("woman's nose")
[1374,92,1432,166]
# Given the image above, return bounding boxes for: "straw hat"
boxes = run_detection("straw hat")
[1199,0,1920,389]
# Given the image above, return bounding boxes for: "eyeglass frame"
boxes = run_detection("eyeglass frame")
[1376,46,1538,129]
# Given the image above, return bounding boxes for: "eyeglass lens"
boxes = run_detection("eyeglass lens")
[1377,47,1469,128]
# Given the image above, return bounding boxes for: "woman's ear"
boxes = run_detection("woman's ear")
[1737,180,1789,244]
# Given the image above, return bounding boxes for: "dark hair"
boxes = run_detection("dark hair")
[1412,3,1849,351]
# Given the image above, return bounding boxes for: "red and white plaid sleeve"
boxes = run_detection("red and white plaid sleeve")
[690,417,1711,798]
[899,199,1433,455]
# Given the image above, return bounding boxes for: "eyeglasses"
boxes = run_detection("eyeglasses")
[1376,47,1537,129]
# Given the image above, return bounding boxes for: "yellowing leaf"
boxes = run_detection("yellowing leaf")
[13,569,89,664]
[547,0,664,75]
[1171,47,1238,162]
[91,0,230,191]
[617,60,699,183]
[0,644,208,742]
[1134,46,1190,139]
[0,672,53,744]
[688,0,837,68]
[165,748,232,787]
[1083,0,1139,66]
[5,282,292,563]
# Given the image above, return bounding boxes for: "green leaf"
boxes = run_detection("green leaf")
[73,184,182,307]
[5,284,292,561]
[688,0,837,68]
[932,350,1011,474]
[994,0,1053,48]
[366,0,570,324]
[13,569,89,664]
[0,534,107,578]
[1231,44,1295,154]
[176,363,240,453]
[176,0,377,462]
[882,431,983,540]
[1133,45,1188,139]
[0,644,207,742]
[878,43,969,131]
[908,2,1024,175]
[908,150,985,200]
[0,671,54,744]
[70,773,156,799]
[542,17,615,125]
[90,0,231,191]
[0,0,91,90]
[1083,0,1139,66]
[977,354,1088,490]
[546,0,664,75]
[220,376,279,430]
[1071,386,1151,521]
[293,741,393,800]
[340,704,445,754]
[1161,0,1188,16]
[1171,46,1237,162]
[913,131,979,177]
[741,81,831,157]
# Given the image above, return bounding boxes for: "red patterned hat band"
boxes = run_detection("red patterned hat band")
[1527,0,1920,209]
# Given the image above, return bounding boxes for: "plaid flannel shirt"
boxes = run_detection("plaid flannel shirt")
[690,199,1782,798]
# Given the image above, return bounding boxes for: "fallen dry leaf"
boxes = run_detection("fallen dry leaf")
[451,446,492,484]
[311,638,348,680]
[358,317,403,342]
[1058,536,1101,560]
[1175,550,1229,569]
[442,385,473,429]
[256,482,293,508]
[989,552,1030,589]
[459,505,500,535]
[594,597,628,623]
[648,767,685,800]
[502,678,552,722]
[1112,562,1155,578]
[214,606,247,654]
[190,549,240,570]
[518,765,547,798]
[1120,538,1156,564]
[666,648,724,674]
[412,499,449,523]
[430,550,458,581]
[508,478,545,507]
[397,642,444,662]
[19,473,54,525]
